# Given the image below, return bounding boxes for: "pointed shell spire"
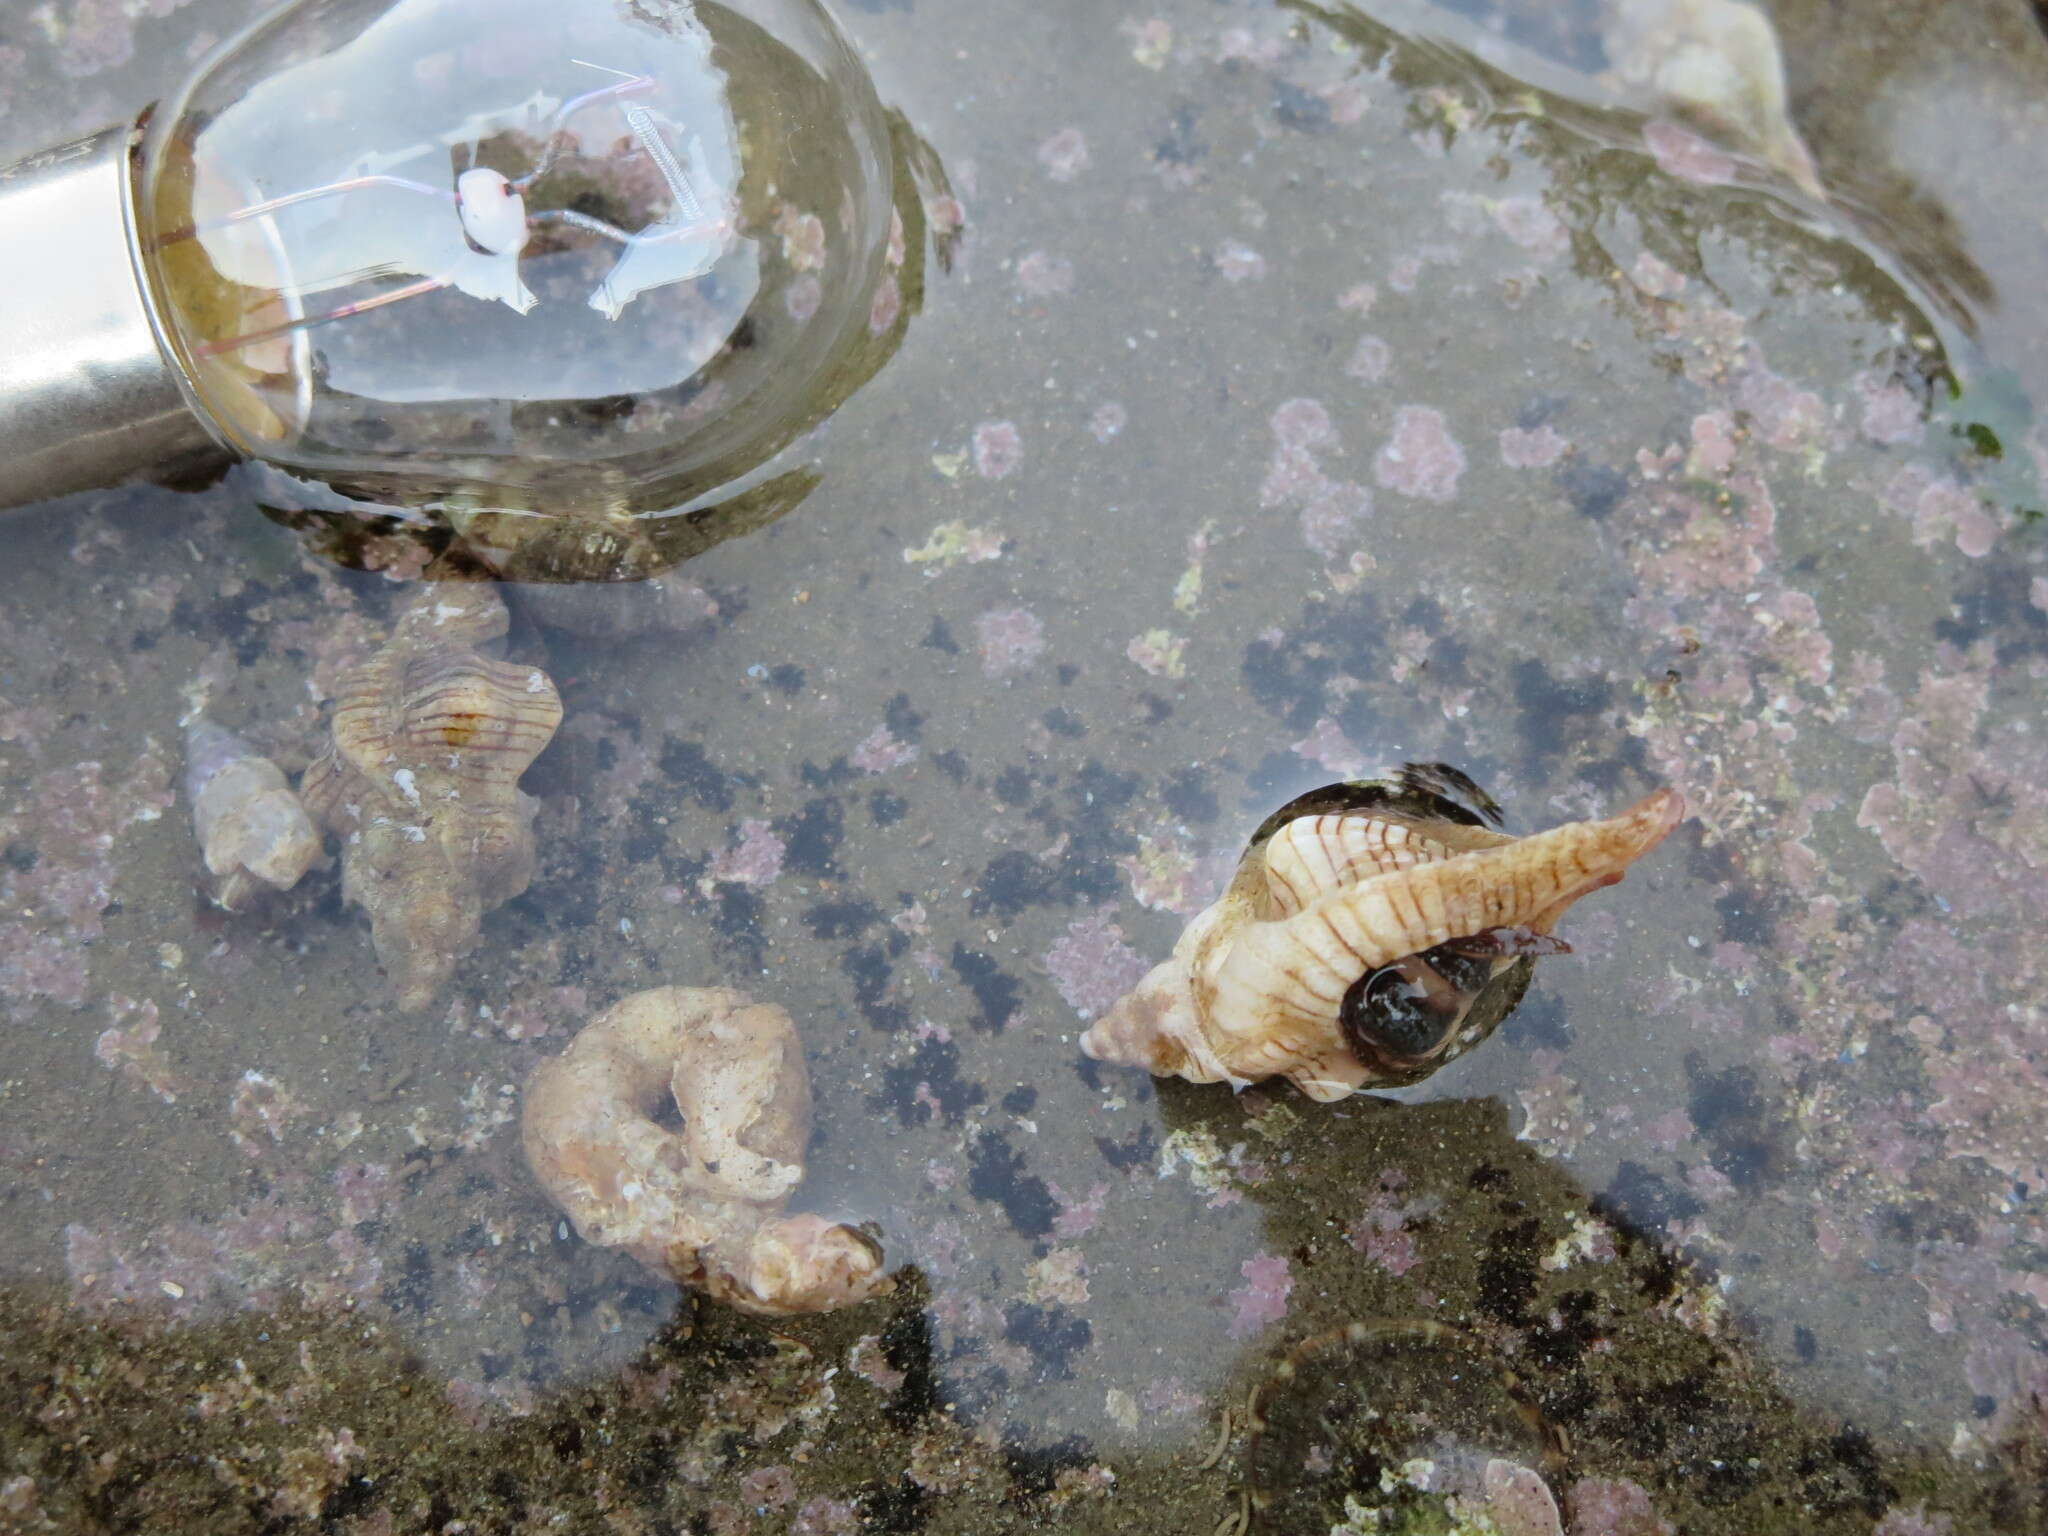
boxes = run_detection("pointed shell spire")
[1082,784,1683,1101]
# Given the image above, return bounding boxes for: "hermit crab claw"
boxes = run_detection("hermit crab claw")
[1082,774,1684,1102]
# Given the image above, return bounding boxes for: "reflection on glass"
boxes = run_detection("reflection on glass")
[138,0,892,519]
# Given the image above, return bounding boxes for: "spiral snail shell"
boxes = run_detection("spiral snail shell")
[297,582,563,1010]
[1081,765,1684,1101]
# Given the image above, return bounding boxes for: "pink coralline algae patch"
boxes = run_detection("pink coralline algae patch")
[972,420,1024,480]
[1291,716,1368,778]
[1261,399,1374,563]
[1594,259,2048,1439]
[1299,481,1373,562]
[1854,368,1926,446]
[1347,1169,1428,1276]
[1345,334,1392,384]
[774,207,827,272]
[1686,411,1740,478]
[1036,127,1090,181]
[0,751,174,1015]
[1643,120,1738,186]
[740,1466,798,1512]
[1733,350,1828,454]
[1873,1507,1954,1536]
[1492,195,1569,262]
[784,274,823,323]
[1484,1463,1564,1536]
[1642,1107,1695,1152]
[1050,1181,1110,1239]
[1374,405,1467,501]
[94,996,182,1105]
[487,984,586,1044]
[1217,27,1288,67]
[66,1191,382,1318]
[708,819,786,887]
[333,1162,395,1225]
[1015,250,1076,297]
[974,607,1048,678]
[851,725,920,776]
[1564,1477,1674,1536]
[1270,398,1336,452]
[1214,241,1267,283]
[1856,658,2048,1194]
[1261,445,1323,510]
[1629,251,1686,298]
[1500,424,1570,469]
[868,273,902,336]
[792,1497,862,1536]
[1617,461,1836,775]
[229,1071,305,1157]
[1228,1253,1293,1339]
[1881,463,2003,558]
[1044,909,1152,1021]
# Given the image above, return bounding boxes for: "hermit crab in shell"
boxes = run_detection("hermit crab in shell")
[1081,765,1684,1101]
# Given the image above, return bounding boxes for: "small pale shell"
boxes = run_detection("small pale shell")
[184,718,319,911]
[1082,773,1684,1101]
[522,986,891,1316]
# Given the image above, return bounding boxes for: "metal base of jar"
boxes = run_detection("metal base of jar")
[0,124,223,513]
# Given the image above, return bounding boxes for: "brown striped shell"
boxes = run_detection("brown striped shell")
[1080,766,1684,1101]
[299,582,562,1010]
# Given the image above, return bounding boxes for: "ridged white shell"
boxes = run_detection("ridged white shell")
[1081,787,1684,1101]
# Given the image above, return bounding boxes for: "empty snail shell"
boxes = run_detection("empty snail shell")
[1082,764,1684,1101]
[183,717,320,911]
[522,985,891,1316]
[297,581,563,1010]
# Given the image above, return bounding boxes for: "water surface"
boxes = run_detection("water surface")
[3,1,2046,1531]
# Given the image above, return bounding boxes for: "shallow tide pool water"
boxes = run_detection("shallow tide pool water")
[4,1,2048,1532]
